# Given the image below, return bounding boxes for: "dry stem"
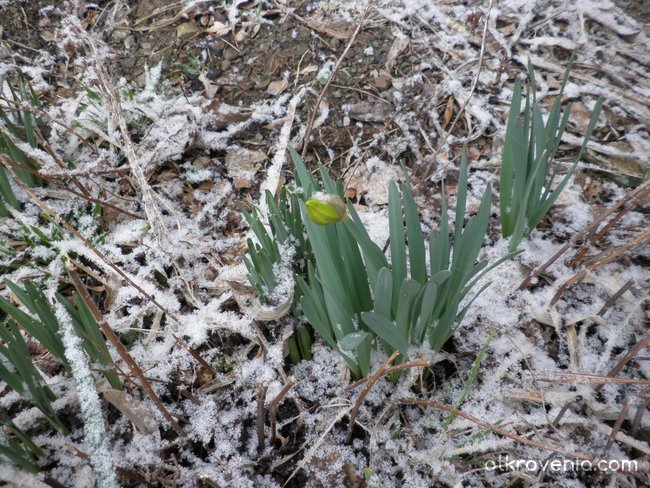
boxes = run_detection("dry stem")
[68,268,185,437]
[399,397,592,460]
[347,350,399,443]
[300,0,374,160]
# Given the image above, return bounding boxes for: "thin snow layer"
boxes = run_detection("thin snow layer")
[54,303,119,488]
[0,0,648,486]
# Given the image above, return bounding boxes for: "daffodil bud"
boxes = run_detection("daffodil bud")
[305,192,349,225]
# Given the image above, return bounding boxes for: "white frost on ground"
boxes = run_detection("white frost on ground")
[53,303,119,488]
[0,0,648,487]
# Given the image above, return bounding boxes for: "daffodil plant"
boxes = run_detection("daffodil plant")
[243,146,515,377]
[500,57,603,251]
[359,147,518,359]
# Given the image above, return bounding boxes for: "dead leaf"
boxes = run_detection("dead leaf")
[198,72,219,98]
[255,287,294,322]
[345,162,401,205]
[102,388,159,435]
[391,77,405,90]
[306,16,355,40]
[441,96,455,131]
[315,125,374,147]
[299,65,319,76]
[347,101,393,123]
[234,177,253,189]
[313,99,329,129]
[207,109,251,130]
[582,177,602,201]
[204,21,230,36]
[225,148,266,180]
[177,22,199,39]
[266,79,288,96]
[234,26,248,43]
[373,69,392,90]
[386,34,409,71]
[194,366,215,388]
[570,102,595,134]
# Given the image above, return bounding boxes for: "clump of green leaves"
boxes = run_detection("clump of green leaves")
[0,75,45,215]
[293,151,377,378]
[243,147,514,378]
[241,186,311,304]
[240,150,317,362]
[0,280,121,471]
[0,408,44,473]
[0,280,122,389]
[499,57,603,251]
[360,147,517,359]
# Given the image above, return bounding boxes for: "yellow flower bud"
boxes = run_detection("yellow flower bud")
[305,192,349,225]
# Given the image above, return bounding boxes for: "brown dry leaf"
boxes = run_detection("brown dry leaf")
[347,101,393,123]
[306,15,355,40]
[570,102,594,134]
[225,148,266,180]
[344,463,367,488]
[266,79,288,96]
[441,95,455,131]
[315,125,374,147]
[102,388,159,435]
[586,141,647,176]
[234,178,253,189]
[198,72,219,98]
[345,163,400,206]
[209,111,251,130]
[372,69,392,90]
[193,156,212,168]
[386,34,409,71]
[204,21,230,36]
[194,366,215,388]
[583,177,602,202]
[299,65,319,76]
[234,26,248,43]
[177,21,199,39]
[255,289,293,321]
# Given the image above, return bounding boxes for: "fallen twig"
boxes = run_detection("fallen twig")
[552,396,583,427]
[345,359,432,391]
[300,0,374,160]
[601,334,650,386]
[520,180,650,290]
[631,394,648,437]
[602,402,631,458]
[597,280,634,316]
[68,268,185,437]
[538,371,650,386]
[414,0,494,192]
[584,229,650,270]
[347,351,399,443]
[399,397,592,460]
[550,270,587,306]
